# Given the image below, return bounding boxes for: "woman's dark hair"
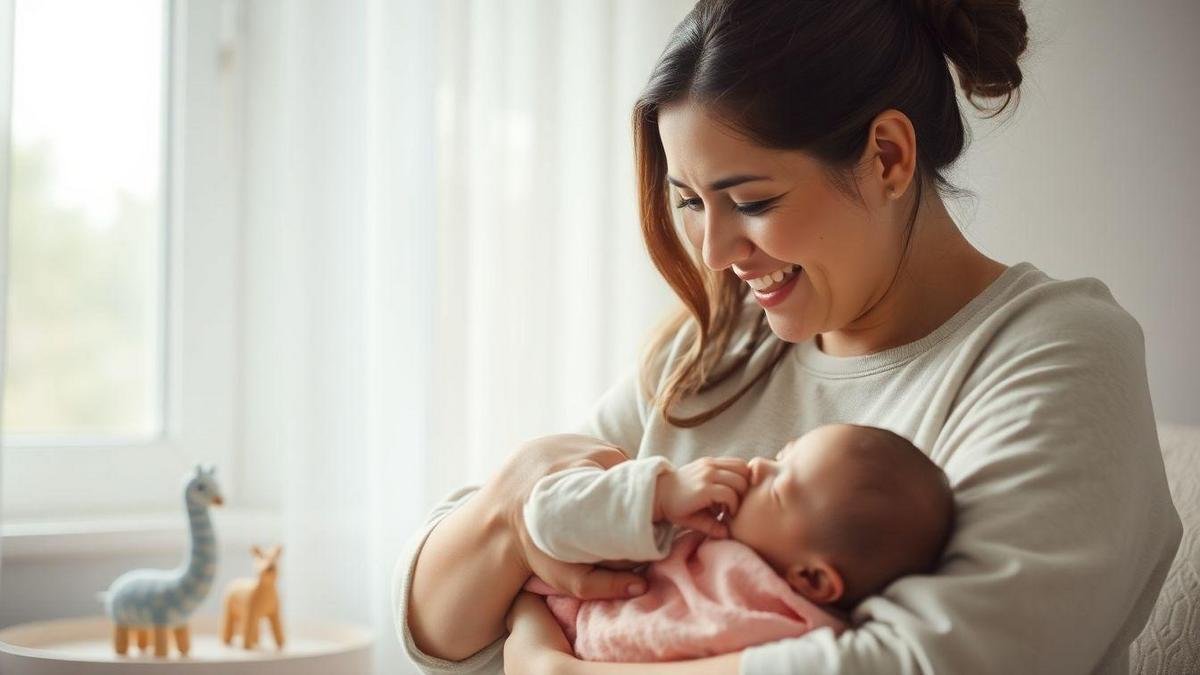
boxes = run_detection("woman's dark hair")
[633,0,1030,427]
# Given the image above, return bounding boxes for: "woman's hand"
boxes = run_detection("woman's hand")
[501,434,652,600]
[503,592,575,675]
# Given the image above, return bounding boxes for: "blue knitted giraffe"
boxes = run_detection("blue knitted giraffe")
[101,465,224,657]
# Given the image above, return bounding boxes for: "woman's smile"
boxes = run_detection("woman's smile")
[752,266,803,308]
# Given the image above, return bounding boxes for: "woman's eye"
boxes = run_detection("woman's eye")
[734,200,775,216]
[673,196,776,216]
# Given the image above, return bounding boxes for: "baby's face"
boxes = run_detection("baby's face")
[728,426,852,577]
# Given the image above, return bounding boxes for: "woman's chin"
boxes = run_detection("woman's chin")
[763,314,815,345]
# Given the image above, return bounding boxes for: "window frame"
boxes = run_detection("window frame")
[2,0,244,521]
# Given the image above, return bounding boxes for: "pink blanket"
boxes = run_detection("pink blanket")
[523,531,849,662]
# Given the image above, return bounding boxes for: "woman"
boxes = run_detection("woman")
[394,0,1182,673]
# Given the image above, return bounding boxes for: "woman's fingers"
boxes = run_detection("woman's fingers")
[518,434,631,475]
[542,560,647,601]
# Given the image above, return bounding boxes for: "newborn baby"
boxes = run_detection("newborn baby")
[521,423,956,662]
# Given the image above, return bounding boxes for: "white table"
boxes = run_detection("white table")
[0,614,373,675]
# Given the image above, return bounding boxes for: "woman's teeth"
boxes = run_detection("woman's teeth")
[747,264,800,292]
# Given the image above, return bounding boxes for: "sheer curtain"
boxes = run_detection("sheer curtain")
[240,1,691,672]
[0,0,13,576]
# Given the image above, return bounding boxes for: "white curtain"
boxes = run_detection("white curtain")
[239,1,692,672]
[0,0,14,578]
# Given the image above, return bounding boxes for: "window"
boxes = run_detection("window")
[2,0,242,521]
[6,0,167,442]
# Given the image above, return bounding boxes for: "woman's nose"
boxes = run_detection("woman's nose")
[700,212,754,272]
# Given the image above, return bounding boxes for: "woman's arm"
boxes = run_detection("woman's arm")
[407,480,528,661]
[398,360,668,671]
[404,434,652,663]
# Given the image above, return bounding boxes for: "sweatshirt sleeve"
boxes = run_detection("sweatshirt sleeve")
[740,294,1183,674]
[523,456,677,563]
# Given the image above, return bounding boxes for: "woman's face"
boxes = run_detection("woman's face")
[656,101,907,344]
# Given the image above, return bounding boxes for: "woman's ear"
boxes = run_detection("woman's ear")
[860,108,917,204]
[785,559,844,605]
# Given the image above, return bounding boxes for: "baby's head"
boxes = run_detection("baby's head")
[728,423,954,613]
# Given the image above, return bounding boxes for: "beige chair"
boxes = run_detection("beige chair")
[1130,423,1200,674]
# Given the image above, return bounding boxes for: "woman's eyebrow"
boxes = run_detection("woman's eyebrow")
[667,174,771,192]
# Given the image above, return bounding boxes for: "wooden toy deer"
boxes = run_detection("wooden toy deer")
[221,544,285,650]
[101,465,223,657]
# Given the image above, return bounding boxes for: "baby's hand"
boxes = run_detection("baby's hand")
[654,457,750,538]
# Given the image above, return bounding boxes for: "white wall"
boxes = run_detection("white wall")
[946,0,1199,425]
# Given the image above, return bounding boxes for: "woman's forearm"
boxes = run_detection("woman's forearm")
[408,483,530,661]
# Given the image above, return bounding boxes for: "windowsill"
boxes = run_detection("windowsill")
[0,508,282,561]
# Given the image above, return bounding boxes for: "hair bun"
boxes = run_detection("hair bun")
[911,0,1030,117]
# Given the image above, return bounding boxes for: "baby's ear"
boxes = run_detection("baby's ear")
[785,560,843,605]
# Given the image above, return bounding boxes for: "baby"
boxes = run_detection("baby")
[521,422,956,662]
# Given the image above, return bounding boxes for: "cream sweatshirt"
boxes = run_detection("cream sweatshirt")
[392,261,1182,675]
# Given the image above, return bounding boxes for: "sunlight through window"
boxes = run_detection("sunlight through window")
[3,0,167,441]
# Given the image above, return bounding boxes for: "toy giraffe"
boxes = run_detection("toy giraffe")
[221,544,285,650]
[100,465,223,657]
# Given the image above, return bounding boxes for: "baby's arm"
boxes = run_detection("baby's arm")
[523,454,750,564]
[524,456,676,563]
